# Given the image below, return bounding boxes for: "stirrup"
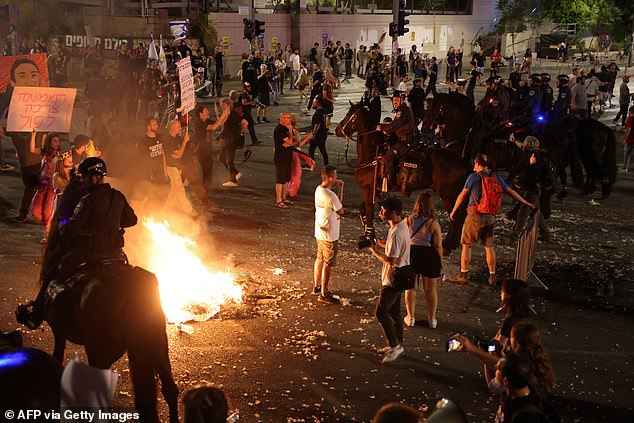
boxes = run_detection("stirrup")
[16,302,41,330]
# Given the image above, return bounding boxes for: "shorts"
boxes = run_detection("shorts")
[316,239,338,266]
[461,210,496,247]
[410,245,441,278]
[257,92,270,107]
[274,155,292,184]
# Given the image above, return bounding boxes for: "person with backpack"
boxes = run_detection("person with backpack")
[448,154,535,286]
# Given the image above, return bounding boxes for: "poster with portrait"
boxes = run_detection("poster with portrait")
[0,53,50,119]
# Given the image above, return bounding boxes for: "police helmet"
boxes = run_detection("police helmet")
[530,73,542,82]
[540,73,551,83]
[78,157,107,177]
[556,74,569,84]
[391,90,403,99]
[485,76,496,85]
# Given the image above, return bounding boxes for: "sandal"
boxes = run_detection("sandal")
[276,201,289,209]
[282,199,294,205]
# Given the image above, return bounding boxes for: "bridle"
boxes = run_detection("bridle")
[340,107,381,169]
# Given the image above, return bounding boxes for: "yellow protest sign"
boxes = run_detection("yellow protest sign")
[272,36,278,50]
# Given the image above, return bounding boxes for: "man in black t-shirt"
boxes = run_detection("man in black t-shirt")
[239,82,259,145]
[190,104,216,195]
[216,98,248,187]
[307,63,324,111]
[241,56,258,94]
[309,42,319,71]
[407,79,426,125]
[273,112,295,207]
[305,99,329,166]
[130,118,169,210]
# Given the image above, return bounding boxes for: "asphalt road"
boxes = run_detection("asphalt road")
[1,68,633,423]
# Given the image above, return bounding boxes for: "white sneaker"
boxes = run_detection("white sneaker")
[403,316,415,327]
[428,319,438,329]
[381,344,404,364]
[222,181,238,187]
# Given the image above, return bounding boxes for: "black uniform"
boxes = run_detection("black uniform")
[62,183,137,261]
[550,86,572,122]
[408,86,426,123]
[380,103,416,186]
[478,86,511,124]
[540,84,554,115]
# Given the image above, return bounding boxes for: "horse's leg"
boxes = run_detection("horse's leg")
[52,329,67,363]
[128,344,160,423]
[153,326,179,423]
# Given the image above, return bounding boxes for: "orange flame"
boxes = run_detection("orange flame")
[142,218,243,323]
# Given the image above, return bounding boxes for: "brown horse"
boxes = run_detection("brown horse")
[43,263,179,423]
[336,102,467,252]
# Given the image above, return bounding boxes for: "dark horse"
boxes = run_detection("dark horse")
[336,102,467,252]
[421,92,475,155]
[24,220,179,423]
[573,117,618,197]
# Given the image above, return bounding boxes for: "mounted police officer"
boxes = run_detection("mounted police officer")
[523,73,544,123]
[17,158,137,330]
[550,74,572,122]
[477,75,511,126]
[377,91,416,189]
[61,157,138,272]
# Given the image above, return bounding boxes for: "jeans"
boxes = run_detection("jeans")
[614,104,629,125]
[375,286,403,348]
[219,140,238,182]
[624,143,634,170]
[309,137,329,166]
[511,190,549,239]
[181,160,210,208]
[244,113,258,144]
[291,70,300,89]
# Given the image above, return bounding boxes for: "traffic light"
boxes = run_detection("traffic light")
[243,18,254,40]
[389,22,399,38]
[397,1,410,36]
[254,20,265,37]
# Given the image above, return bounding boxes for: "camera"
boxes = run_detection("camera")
[474,336,501,353]
[446,336,501,353]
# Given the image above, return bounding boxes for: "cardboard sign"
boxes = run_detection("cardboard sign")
[7,86,76,132]
[271,36,278,50]
[177,56,195,115]
[0,53,50,117]
[322,33,328,50]
[222,36,230,54]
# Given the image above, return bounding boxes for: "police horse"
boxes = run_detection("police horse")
[19,219,179,423]
[336,102,467,252]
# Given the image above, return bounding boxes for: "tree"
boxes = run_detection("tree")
[496,0,538,60]
[540,0,614,33]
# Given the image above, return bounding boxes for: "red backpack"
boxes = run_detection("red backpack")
[471,172,503,215]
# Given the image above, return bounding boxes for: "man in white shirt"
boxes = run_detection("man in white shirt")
[290,48,301,90]
[368,196,410,363]
[314,165,344,304]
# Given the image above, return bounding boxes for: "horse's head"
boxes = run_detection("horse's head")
[336,101,370,139]
[421,95,444,132]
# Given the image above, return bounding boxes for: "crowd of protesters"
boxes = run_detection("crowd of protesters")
[5,28,634,423]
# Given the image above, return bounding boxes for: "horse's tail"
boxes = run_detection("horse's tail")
[125,267,179,423]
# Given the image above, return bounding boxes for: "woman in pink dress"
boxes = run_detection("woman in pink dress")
[30,131,60,228]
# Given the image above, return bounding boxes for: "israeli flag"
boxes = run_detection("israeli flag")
[169,20,189,40]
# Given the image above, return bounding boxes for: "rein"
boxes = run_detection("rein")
[341,107,381,169]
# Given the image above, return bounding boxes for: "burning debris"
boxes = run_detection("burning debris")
[141,218,244,323]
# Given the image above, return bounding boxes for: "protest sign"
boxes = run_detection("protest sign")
[177,56,196,115]
[7,86,77,133]
[0,53,49,117]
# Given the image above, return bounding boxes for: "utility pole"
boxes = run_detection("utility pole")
[392,0,399,89]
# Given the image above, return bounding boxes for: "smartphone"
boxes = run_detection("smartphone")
[446,339,461,352]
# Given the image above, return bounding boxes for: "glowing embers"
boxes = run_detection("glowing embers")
[143,218,243,323]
